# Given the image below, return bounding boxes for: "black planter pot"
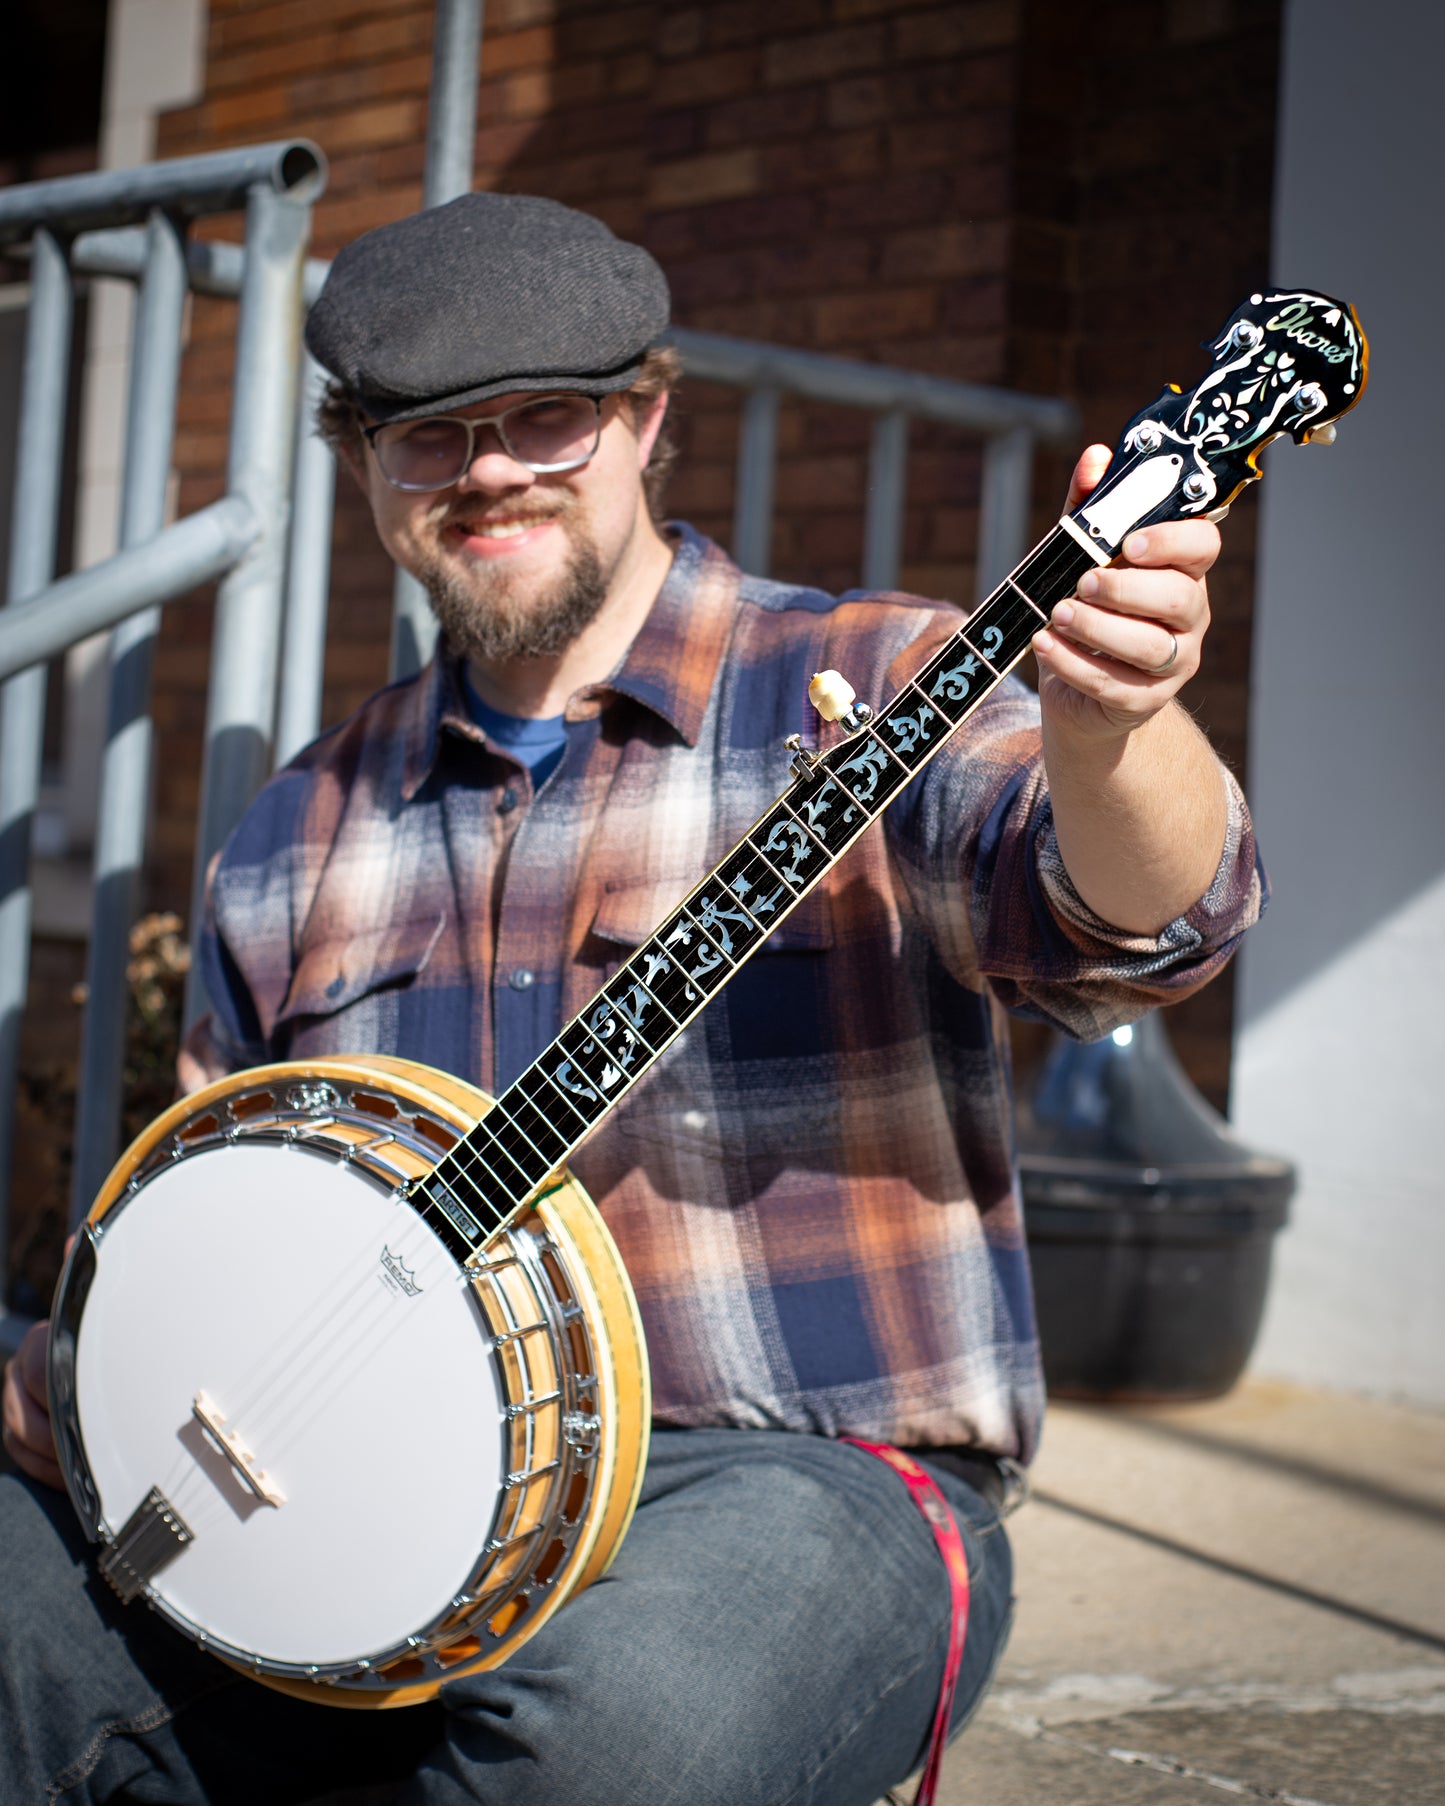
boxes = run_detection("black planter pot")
[1017,1012,1294,1402]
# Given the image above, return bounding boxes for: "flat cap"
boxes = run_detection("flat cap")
[306,192,671,425]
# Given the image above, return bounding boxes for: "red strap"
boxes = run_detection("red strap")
[843,1438,970,1806]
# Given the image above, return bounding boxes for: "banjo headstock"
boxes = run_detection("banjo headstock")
[1070,288,1369,554]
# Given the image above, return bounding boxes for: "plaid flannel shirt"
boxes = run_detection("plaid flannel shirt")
[193,524,1264,1461]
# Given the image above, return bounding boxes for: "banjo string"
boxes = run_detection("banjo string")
[169,1201,505,1536]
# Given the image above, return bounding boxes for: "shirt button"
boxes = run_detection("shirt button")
[509,967,535,992]
[498,786,519,814]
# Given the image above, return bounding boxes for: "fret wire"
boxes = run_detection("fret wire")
[529,1061,598,1135]
[509,1076,574,1163]
[514,1055,591,1133]
[748,834,805,898]
[959,582,1047,673]
[862,723,911,777]
[427,1163,496,1236]
[566,1020,653,1103]
[599,983,679,1068]
[586,989,663,1057]
[449,1147,520,1223]
[468,1122,535,1197]
[626,965,684,1032]
[515,1061,589,1134]
[899,677,948,718]
[729,856,796,938]
[671,898,739,967]
[484,1084,567,1181]
[483,1100,554,1176]
[491,1088,569,1168]
[450,1130,528,1207]
[703,869,773,939]
[778,797,833,855]
[960,621,1003,677]
[1020,523,1105,598]
[1005,573,1049,621]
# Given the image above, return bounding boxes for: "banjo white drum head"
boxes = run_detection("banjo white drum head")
[74,1140,505,1668]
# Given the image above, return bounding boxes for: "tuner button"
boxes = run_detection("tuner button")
[808,670,857,723]
[1205,505,1231,523]
[1306,421,1338,446]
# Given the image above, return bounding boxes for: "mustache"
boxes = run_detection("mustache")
[436,499,571,531]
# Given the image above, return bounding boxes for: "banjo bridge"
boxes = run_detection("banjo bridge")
[193,1389,287,1508]
[98,1485,195,1603]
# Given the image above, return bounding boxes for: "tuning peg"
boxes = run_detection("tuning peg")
[809,670,873,736]
[784,733,821,780]
[1305,421,1338,446]
[1205,504,1231,523]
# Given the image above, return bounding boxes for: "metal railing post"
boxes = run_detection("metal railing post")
[0,227,73,1319]
[425,0,485,209]
[390,0,486,682]
[70,208,190,1214]
[733,387,780,579]
[862,409,909,592]
[978,426,1035,604]
[274,354,336,768]
[184,182,311,1025]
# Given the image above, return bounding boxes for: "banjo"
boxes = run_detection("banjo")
[46,291,1366,1708]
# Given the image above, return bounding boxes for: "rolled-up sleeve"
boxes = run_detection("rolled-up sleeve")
[885,662,1266,1039]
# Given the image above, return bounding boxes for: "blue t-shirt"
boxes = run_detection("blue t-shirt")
[463,674,568,790]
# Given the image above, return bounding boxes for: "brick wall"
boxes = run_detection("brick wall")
[146,0,1282,1109]
[1009,0,1283,1100]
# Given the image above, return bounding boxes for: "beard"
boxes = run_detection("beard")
[415,515,610,664]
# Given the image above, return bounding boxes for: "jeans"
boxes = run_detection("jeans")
[0,1427,1015,1805]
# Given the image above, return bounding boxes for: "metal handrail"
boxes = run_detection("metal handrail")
[0,144,326,1354]
[0,165,1079,1359]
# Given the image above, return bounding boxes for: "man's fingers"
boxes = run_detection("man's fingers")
[1116,521,1220,581]
[1075,563,1209,629]
[3,1324,63,1489]
[17,1317,51,1406]
[1043,601,1196,681]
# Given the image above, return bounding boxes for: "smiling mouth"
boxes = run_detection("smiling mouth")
[447,514,561,540]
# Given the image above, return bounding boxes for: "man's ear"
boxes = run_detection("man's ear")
[336,435,370,491]
[635,390,670,470]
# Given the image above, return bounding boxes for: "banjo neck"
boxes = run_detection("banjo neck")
[407,521,1101,1264]
[403,282,1370,1265]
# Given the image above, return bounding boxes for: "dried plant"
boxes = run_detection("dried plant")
[7,912,191,1316]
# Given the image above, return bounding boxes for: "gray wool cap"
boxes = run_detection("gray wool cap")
[305,192,671,425]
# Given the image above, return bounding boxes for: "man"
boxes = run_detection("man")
[2,194,1261,1803]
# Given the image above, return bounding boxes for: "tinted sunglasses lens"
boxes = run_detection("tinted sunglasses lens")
[374,418,472,490]
[502,397,600,469]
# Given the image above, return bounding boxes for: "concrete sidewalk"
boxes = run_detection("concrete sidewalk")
[936,1379,1445,1806]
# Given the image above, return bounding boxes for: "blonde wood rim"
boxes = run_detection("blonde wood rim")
[87,1055,649,1709]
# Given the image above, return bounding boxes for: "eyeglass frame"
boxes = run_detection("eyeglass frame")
[362,393,605,491]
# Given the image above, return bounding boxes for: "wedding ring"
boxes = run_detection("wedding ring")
[1150,631,1179,674]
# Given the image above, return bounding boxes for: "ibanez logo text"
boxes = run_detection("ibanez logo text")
[1264,300,1351,364]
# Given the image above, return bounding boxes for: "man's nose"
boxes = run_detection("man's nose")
[456,423,533,489]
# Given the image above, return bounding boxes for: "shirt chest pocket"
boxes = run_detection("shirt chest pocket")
[589,877,835,960]
[274,911,448,1041]
[586,879,839,1160]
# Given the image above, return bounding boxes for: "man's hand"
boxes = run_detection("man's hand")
[1029,444,1230,936]
[1031,444,1219,739]
[2,1319,63,1490]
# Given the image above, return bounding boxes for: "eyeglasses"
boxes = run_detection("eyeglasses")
[365,394,603,491]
